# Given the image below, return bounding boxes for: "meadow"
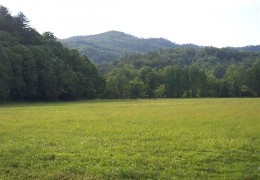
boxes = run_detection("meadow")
[0,98,259,179]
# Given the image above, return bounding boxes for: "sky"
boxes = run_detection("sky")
[1,0,260,47]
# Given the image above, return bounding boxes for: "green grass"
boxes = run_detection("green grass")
[0,99,259,179]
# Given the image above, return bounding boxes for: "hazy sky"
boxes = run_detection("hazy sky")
[1,0,260,47]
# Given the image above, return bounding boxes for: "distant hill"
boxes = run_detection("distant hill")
[238,45,260,52]
[97,46,260,75]
[60,31,199,63]
[60,31,259,63]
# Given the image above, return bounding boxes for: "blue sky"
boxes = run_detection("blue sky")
[1,0,260,47]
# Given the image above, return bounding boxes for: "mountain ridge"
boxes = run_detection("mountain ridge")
[60,30,199,63]
[60,30,260,63]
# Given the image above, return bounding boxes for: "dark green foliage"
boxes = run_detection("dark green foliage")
[0,5,102,101]
[0,44,11,100]
[247,61,260,96]
[128,77,145,99]
[103,47,259,71]
[1,4,259,100]
[143,68,159,98]
[103,47,260,98]
[239,45,260,52]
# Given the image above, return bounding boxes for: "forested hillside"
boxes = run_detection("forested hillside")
[0,5,103,101]
[60,31,198,63]
[98,47,260,73]
[60,31,260,64]
[100,47,260,98]
[239,45,260,52]
[1,5,260,101]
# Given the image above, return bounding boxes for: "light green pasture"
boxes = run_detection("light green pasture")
[0,99,259,179]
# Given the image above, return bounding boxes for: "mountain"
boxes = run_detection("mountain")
[60,31,259,63]
[60,31,199,63]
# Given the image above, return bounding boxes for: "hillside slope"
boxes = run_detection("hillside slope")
[60,31,198,63]
[0,5,102,101]
[97,46,260,75]
[60,31,259,63]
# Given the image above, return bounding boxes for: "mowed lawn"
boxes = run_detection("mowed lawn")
[0,99,259,179]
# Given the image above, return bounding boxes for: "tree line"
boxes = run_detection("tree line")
[0,5,103,101]
[101,47,260,98]
[103,63,260,98]
[1,5,260,101]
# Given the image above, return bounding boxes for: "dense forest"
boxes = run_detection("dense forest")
[0,5,103,101]
[1,5,260,101]
[100,48,260,98]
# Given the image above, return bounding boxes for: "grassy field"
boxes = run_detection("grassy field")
[0,99,259,179]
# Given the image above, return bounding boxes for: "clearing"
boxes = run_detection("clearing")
[0,99,259,179]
